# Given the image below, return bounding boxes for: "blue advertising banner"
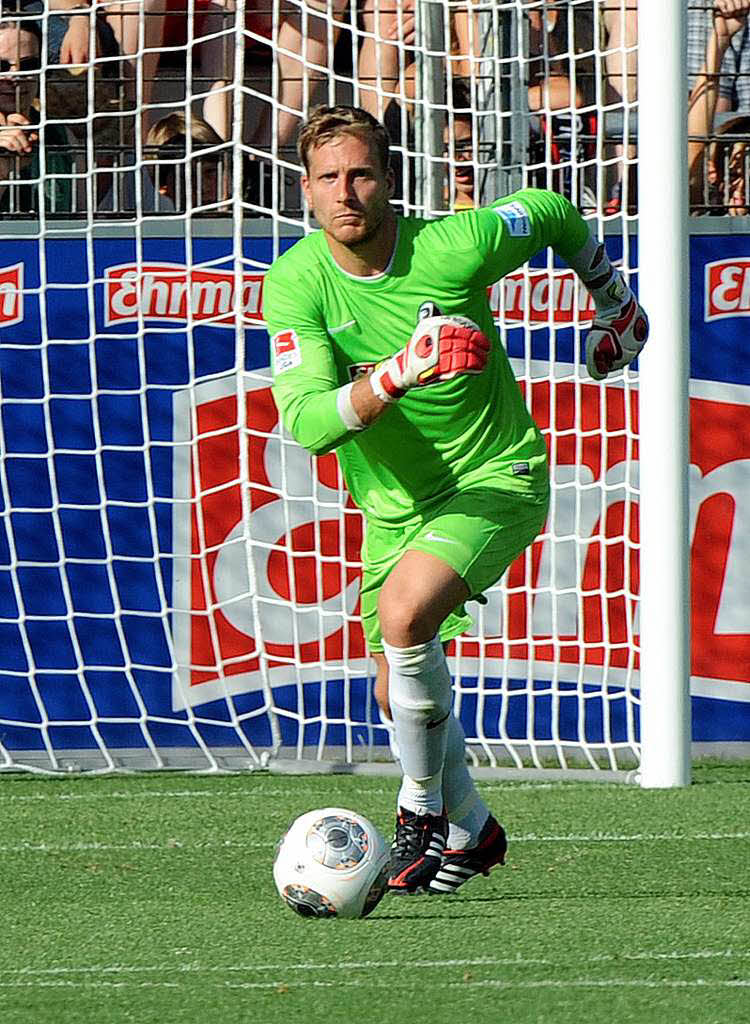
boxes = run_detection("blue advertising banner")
[0,230,747,760]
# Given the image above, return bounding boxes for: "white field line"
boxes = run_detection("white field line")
[0,839,269,853]
[0,978,748,993]
[1,829,748,855]
[0,779,655,803]
[4,949,750,979]
[512,830,750,843]
[447,979,750,991]
[0,788,399,803]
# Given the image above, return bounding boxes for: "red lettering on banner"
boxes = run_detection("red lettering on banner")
[183,382,364,690]
[705,259,750,320]
[174,376,750,707]
[104,262,264,327]
[452,380,640,671]
[102,263,599,332]
[487,270,597,323]
[0,263,24,327]
[689,396,750,683]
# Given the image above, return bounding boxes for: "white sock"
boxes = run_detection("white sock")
[383,636,452,817]
[442,713,490,849]
[377,707,400,762]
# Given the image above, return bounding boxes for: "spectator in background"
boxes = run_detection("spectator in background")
[357,1,479,121]
[356,0,481,211]
[1,0,120,67]
[689,0,750,214]
[358,0,415,119]
[246,0,350,155]
[443,81,475,209]
[0,11,73,211]
[450,0,480,82]
[161,0,237,141]
[356,0,416,210]
[7,0,167,136]
[144,110,230,211]
[524,0,598,208]
[688,0,750,112]
[599,0,638,214]
[78,0,166,134]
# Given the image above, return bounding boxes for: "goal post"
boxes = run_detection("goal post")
[0,0,694,781]
[637,0,691,788]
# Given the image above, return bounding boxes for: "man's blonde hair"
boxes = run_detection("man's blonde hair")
[297,105,391,174]
[145,112,223,151]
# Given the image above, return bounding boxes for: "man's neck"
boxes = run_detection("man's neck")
[325,207,398,278]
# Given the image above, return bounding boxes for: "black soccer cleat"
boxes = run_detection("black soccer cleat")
[428,814,507,894]
[387,807,449,894]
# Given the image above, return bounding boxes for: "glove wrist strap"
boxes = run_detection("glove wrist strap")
[568,233,630,318]
[370,358,407,403]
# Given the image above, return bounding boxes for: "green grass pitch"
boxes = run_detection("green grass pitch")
[1,765,749,1024]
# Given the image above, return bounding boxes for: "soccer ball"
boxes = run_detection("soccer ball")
[273,807,389,919]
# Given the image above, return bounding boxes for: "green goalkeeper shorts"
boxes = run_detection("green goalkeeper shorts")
[359,487,549,653]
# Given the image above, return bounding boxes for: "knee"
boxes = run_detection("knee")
[378,583,431,648]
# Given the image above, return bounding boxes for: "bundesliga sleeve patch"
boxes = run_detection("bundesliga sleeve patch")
[494,201,531,237]
[272,329,302,374]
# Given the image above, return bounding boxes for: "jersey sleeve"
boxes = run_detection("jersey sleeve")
[263,259,354,456]
[457,187,592,290]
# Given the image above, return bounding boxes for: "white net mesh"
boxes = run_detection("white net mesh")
[0,0,642,773]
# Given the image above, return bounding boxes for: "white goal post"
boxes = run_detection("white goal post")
[0,0,690,783]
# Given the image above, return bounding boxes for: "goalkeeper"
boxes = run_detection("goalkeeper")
[264,105,648,896]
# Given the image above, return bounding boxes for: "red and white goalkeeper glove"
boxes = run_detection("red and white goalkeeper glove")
[369,315,491,403]
[585,294,650,381]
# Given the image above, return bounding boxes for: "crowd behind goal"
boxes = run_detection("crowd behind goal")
[0,0,747,217]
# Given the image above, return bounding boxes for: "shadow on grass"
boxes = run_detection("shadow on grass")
[451,888,750,903]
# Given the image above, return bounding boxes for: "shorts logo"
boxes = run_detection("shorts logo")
[423,531,456,544]
[494,201,531,237]
[272,329,302,373]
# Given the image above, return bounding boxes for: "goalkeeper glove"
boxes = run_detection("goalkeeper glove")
[369,315,491,403]
[585,294,650,381]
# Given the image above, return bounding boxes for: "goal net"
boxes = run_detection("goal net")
[0,0,643,775]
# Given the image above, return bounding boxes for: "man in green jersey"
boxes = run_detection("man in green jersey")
[263,106,648,896]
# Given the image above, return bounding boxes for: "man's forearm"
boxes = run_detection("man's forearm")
[349,375,390,427]
[48,1,92,10]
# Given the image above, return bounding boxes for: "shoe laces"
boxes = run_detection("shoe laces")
[393,812,430,857]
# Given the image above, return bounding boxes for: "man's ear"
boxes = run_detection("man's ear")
[301,174,310,203]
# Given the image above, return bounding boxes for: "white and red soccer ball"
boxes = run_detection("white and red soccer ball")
[273,808,389,919]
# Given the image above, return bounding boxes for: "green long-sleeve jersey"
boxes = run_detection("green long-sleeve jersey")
[264,188,590,527]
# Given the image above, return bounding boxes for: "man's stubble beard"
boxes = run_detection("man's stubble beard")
[338,198,392,251]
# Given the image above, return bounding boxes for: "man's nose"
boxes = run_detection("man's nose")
[336,175,355,201]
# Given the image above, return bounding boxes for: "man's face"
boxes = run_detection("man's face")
[301,132,394,247]
[0,25,40,116]
[443,117,475,200]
